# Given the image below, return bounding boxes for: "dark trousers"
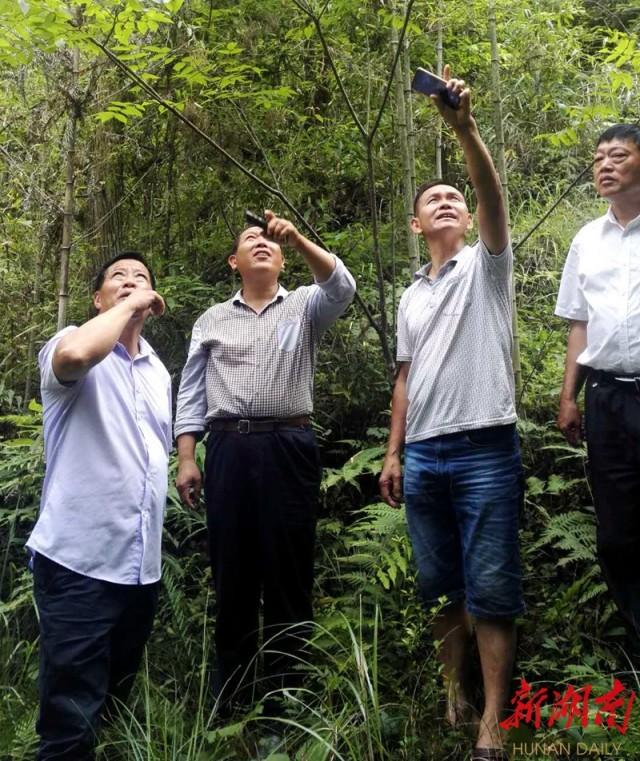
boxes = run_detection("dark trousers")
[585,375,640,646]
[204,427,321,707]
[33,554,158,760]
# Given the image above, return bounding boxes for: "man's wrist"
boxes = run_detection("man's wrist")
[289,229,305,251]
[452,117,478,139]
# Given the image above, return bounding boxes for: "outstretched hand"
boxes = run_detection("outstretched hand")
[431,64,472,130]
[264,209,302,249]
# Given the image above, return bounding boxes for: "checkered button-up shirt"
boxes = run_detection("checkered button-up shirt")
[174,256,355,436]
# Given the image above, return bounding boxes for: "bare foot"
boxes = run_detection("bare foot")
[445,678,477,731]
[475,710,504,749]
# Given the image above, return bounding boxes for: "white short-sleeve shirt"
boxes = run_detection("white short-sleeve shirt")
[555,208,640,373]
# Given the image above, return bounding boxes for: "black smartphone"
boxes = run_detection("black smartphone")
[245,209,268,230]
[411,68,460,110]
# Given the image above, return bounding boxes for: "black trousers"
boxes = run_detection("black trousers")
[204,427,321,706]
[33,554,158,760]
[585,374,640,645]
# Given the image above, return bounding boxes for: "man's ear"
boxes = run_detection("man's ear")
[93,291,102,313]
[228,254,237,271]
[410,216,422,234]
[466,213,474,232]
[281,255,286,271]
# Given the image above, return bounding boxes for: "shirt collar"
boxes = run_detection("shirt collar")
[115,335,156,361]
[414,249,463,281]
[232,284,288,306]
[604,205,640,232]
[137,335,155,358]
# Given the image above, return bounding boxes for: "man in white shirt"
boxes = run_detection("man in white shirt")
[556,123,640,657]
[28,253,171,759]
[379,68,522,760]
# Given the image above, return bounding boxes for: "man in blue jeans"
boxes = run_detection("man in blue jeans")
[379,67,523,761]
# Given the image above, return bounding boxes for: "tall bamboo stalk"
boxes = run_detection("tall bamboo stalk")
[392,17,419,274]
[56,42,80,330]
[401,13,416,199]
[488,1,522,395]
[435,14,443,177]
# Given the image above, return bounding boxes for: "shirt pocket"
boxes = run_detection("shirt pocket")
[277,318,302,351]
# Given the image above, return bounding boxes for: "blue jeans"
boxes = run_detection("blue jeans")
[404,424,524,619]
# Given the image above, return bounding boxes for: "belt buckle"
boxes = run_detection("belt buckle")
[237,419,251,434]
[635,378,640,394]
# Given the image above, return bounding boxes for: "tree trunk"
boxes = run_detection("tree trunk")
[401,19,417,200]
[89,121,122,267]
[435,15,443,177]
[56,45,80,331]
[488,2,522,396]
[23,241,46,405]
[392,16,419,274]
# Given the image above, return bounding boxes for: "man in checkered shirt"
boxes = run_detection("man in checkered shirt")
[174,210,355,711]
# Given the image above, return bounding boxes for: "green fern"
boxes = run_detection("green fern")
[533,510,597,564]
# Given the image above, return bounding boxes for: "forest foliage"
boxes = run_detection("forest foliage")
[1,0,640,758]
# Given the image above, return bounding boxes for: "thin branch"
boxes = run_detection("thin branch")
[88,35,385,347]
[290,0,367,139]
[232,100,281,191]
[88,36,318,241]
[513,163,594,253]
[369,0,416,142]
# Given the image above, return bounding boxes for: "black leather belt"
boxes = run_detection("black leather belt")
[207,416,310,433]
[590,369,640,393]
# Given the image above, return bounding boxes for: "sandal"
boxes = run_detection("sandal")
[471,748,509,761]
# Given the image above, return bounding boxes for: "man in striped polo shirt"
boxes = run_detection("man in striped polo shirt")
[174,211,355,712]
[379,67,523,760]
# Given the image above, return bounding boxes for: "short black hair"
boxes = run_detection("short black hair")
[597,124,640,150]
[230,231,243,258]
[413,179,466,215]
[93,251,156,292]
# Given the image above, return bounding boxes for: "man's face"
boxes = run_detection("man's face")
[228,226,284,280]
[411,184,473,239]
[594,139,640,201]
[93,258,153,313]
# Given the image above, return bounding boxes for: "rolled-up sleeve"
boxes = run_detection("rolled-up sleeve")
[307,255,356,333]
[174,320,208,439]
[555,239,588,321]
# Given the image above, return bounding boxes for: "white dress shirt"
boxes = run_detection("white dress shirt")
[27,327,172,585]
[555,207,640,373]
